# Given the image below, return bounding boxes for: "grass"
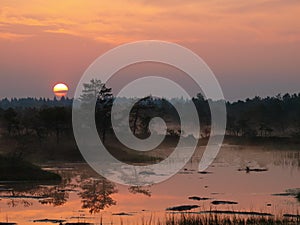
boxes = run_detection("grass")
[0,154,61,181]
[164,214,300,225]
[99,214,300,225]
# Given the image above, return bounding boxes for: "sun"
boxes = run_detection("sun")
[53,83,69,98]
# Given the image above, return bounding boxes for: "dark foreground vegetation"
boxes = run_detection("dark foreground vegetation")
[0,155,61,181]
[164,214,300,225]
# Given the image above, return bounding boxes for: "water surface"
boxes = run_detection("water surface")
[0,145,299,224]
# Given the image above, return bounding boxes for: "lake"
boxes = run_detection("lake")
[0,145,299,224]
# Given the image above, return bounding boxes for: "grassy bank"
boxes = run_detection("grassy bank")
[0,155,61,181]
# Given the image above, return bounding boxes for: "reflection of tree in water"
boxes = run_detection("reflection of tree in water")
[38,170,76,206]
[38,186,69,206]
[79,178,117,214]
[0,170,75,208]
[128,186,151,197]
[1,186,69,208]
[6,197,32,208]
[0,167,119,213]
[1,184,49,208]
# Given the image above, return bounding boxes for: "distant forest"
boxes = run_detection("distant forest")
[1,91,300,139]
[1,78,300,162]
[0,96,73,109]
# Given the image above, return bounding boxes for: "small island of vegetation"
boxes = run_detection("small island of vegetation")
[0,155,61,182]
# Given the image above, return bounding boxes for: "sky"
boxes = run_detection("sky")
[0,0,299,101]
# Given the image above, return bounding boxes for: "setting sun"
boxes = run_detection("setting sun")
[53,83,69,97]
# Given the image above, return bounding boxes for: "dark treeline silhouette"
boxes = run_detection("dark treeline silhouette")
[226,93,300,137]
[0,93,300,136]
[0,96,72,109]
[1,92,300,140]
[0,80,300,162]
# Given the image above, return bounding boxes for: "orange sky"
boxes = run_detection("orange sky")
[0,0,299,100]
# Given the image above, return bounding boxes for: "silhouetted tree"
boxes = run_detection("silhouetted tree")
[80,78,112,103]
[79,79,113,144]
[39,107,70,144]
[129,96,159,137]
[3,108,19,136]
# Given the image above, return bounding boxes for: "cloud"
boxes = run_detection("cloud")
[0,31,33,40]
[0,0,299,44]
[44,28,79,36]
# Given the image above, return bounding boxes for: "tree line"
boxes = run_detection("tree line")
[1,80,300,147]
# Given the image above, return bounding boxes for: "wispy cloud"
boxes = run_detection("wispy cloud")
[0,0,299,44]
[0,31,33,40]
